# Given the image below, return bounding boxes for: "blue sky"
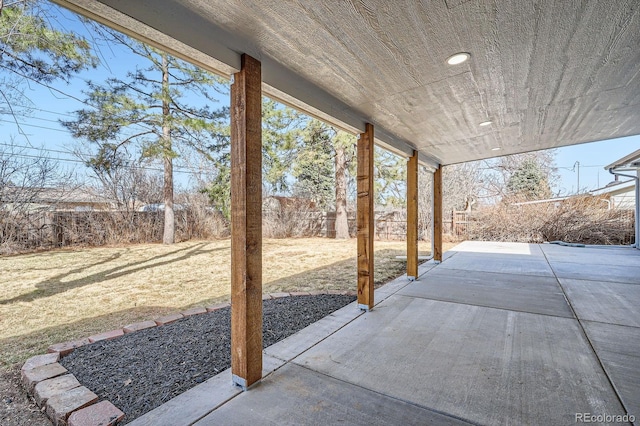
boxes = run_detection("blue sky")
[3,2,639,194]
[553,135,640,194]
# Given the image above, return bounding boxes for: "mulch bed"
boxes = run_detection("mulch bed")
[60,294,356,423]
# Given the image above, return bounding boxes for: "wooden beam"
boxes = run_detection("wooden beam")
[433,166,443,262]
[357,123,375,310]
[230,54,262,390]
[407,151,418,278]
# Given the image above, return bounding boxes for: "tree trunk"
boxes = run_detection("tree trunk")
[161,53,175,244]
[334,145,349,239]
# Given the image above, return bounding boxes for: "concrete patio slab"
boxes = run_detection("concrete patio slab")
[560,278,640,327]
[449,241,546,256]
[295,296,625,426]
[549,261,640,285]
[540,244,640,267]
[195,363,472,426]
[582,321,640,418]
[436,252,554,277]
[264,301,363,362]
[398,269,574,318]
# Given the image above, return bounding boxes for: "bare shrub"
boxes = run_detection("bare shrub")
[0,142,78,254]
[176,193,229,240]
[263,200,324,238]
[58,207,229,247]
[466,201,548,243]
[467,195,634,245]
[59,211,160,246]
[0,211,54,254]
[539,196,634,245]
[0,202,229,254]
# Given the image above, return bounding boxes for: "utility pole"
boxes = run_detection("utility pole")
[574,161,580,194]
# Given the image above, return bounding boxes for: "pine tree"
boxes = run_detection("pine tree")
[293,120,334,209]
[374,148,406,208]
[292,120,355,239]
[506,158,552,200]
[0,1,97,120]
[62,28,228,243]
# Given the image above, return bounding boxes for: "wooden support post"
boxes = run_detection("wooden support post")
[407,151,418,279]
[230,54,262,390]
[357,123,375,310]
[433,166,443,262]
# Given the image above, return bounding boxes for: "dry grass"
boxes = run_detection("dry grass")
[0,238,447,367]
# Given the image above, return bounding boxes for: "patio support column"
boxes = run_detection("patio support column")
[636,168,640,249]
[230,53,262,390]
[407,151,419,279]
[357,123,375,310]
[433,166,443,262]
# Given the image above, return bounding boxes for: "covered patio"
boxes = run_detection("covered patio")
[48,1,640,423]
[130,241,639,425]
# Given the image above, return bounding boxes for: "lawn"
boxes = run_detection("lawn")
[0,238,443,367]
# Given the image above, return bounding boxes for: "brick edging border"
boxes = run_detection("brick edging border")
[21,291,357,425]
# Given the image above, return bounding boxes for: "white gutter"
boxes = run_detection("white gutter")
[608,167,639,249]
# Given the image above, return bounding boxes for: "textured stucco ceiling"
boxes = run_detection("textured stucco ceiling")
[54,0,640,166]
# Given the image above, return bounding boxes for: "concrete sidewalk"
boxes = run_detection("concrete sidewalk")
[131,241,639,425]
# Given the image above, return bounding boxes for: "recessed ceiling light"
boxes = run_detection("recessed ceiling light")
[491,147,501,151]
[446,52,470,65]
[479,121,492,127]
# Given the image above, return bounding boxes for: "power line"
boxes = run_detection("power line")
[0,142,217,173]
[8,107,77,118]
[0,142,72,156]
[1,146,218,176]
[557,164,606,168]
[3,152,210,175]
[5,115,69,125]
[0,119,69,133]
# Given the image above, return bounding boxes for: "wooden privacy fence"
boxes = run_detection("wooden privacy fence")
[5,207,630,253]
[449,210,470,238]
[0,208,466,252]
[285,210,470,240]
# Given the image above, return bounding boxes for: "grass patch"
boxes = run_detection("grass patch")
[0,238,450,367]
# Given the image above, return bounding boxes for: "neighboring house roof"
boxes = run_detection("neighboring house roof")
[510,180,636,208]
[590,179,636,197]
[0,187,116,209]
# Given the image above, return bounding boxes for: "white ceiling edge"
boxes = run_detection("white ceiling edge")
[52,0,442,171]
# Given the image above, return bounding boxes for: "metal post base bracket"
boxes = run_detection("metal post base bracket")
[358,303,372,312]
[232,374,260,391]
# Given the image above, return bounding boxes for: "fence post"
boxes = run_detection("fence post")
[55,213,63,247]
[451,210,456,236]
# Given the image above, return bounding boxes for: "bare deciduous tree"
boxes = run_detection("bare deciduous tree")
[0,141,74,252]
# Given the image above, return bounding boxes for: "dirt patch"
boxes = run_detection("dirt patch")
[0,365,51,426]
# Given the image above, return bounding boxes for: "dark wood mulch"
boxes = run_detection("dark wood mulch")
[60,294,356,424]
